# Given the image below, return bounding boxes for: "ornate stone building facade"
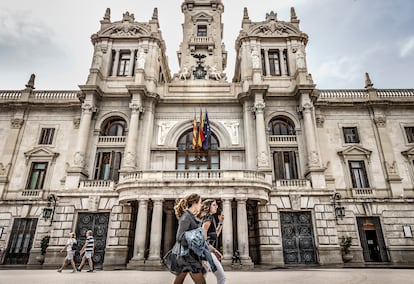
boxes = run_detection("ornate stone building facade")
[0,0,413,269]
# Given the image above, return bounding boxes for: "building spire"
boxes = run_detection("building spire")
[25,74,35,90]
[365,72,374,89]
[152,8,158,20]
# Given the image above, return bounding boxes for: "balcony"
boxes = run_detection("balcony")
[79,180,115,191]
[352,188,375,198]
[189,36,215,52]
[269,135,297,146]
[18,189,43,199]
[274,179,312,190]
[117,170,271,202]
[97,136,126,147]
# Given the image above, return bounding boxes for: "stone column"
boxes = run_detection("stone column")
[222,199,233,261]
[373,114,403,197]
[236,198,253,267]
[300,101,326,189]
[302,103,320,169]
[73,103,95,169]
[254,101,270,170]
[111,49,120,77]
[122,101,143,171]
[128,49,136,76]
[139,96,157,170]
[133,199,148,260]
[147,199,163,265]
[263,49,270,76]
[242,100,255,170]
[163,203,175,253]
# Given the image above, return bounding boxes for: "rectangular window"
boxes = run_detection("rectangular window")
[282,49,289,76]
[343,127,360,143]
[94,151,122,182]
[117,52,131,76]
[261,49,266,75]
[197,25,207,37]
[349,160,370,188]
[268,50,281,76]
[38,128,55,145]
[27,162,48,189]
[273,151,298,180]
[405,127,414,143]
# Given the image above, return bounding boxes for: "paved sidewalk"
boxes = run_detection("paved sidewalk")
[0,268,414,284]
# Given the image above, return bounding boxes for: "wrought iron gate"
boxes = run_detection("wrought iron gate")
[281,212,317,264]
[75,213,109,269]
[4,218,38,265]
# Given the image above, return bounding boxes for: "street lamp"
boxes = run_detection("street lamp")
[332,192,345,221]
[42,194,57,225]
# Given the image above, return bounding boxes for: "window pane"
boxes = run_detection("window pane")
[405,127,414,143]
[343,127,359,143]
[197,25,207,37]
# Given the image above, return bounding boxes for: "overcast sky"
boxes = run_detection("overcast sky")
[0,0,413,90]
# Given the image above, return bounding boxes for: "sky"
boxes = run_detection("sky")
[0,0,413,90]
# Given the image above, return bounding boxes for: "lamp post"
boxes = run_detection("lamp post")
[42,194,57,225]
[332,192,345,221]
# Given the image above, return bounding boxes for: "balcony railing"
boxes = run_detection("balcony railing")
[352,188,375,198]
[0,91,22,100]
[190,36,214,45]
[269,135,297,146]
[97,136,126,146]
[274,179,311,190]
[19,189,42,199]
[120,170,267,184]
[79,180,115,190]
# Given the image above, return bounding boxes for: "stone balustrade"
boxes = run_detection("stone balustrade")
[318,89,368,99]
[274,179,312,190]
[79,180,115,190]
[377,89,414,98]
[120,170,266,183]
[97,136,126,146]
[268,135,297,145]
[190,36,213,44]
[32,91,80,100]
[352,188,375,198]
[19,189,42,199]
[0,91,22,100]
[318,89,414,101]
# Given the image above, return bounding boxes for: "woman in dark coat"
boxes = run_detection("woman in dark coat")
[165,193,206,284]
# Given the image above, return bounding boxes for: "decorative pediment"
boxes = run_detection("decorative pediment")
[99,22,151,37]
[24,146,59,164]
[248,21,300,37]
[402,146,414,158]
[191,12,213,23]
[338,145,372,160]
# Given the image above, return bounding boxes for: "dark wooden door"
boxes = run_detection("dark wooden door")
[357,217,388,262]
[75,213,109,269]
[4,218,38,264]
[281,212,317,264]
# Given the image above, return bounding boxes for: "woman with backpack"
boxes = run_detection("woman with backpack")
[57,232,77,273]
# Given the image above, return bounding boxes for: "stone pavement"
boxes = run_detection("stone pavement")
[0,268,414,284]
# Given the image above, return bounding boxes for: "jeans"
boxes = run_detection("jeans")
[212,253,226,284]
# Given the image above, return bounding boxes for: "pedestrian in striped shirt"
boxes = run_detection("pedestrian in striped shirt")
[77,230,94,272]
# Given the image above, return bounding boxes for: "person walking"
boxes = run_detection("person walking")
[164,193,206,284]
[77,230,94,272]
[199,199,226,284]
[57,232,77,273]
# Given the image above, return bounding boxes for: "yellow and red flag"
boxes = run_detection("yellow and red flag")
[197,109,205,150]
[191,114,197,150]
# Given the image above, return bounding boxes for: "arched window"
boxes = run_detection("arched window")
[176,130,219,170]
[101,117,126,136]
[269,116,295,135]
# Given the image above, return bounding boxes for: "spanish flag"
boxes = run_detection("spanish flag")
[197,109,205,150]
[191,114,197,150]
